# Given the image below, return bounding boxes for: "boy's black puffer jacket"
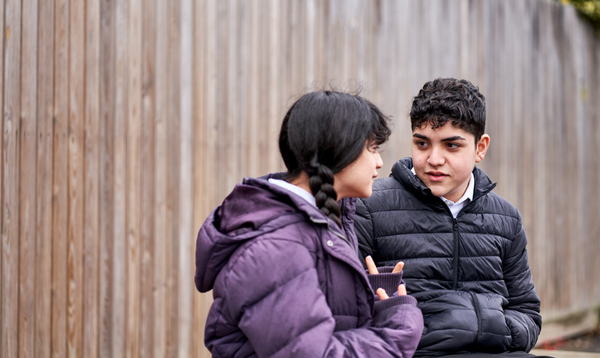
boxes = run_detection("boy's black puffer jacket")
[354,157,541,356]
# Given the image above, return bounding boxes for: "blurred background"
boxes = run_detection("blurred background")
[1,0,599,357]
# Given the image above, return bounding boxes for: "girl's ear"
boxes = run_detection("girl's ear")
[475,134,490,163]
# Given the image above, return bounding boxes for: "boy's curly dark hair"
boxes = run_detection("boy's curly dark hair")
[410,78,486,142]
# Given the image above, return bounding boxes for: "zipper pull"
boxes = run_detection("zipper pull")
[453,218,458,230]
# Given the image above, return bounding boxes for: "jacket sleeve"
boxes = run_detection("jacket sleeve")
[355,198,376,265]
[503,216,542,352]
[219,237,423,358]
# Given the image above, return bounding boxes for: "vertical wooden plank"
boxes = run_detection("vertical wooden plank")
[98,0,116,355]
[268,0,281,173]
[236,0,248,179]
[2,0,22,354]
[83,0,101,357]
[52,0,69,356]
[35,0,55,356]
[194,0,217,353]
[192,2,213,356]
[154,0,168,355]
[19,0,38,357]
[113,0,129,355]
[257,0,269,176]
[126,0,141,356]
[225,0,237,191]
[178,0,193,356]
[167,1,181,356]
[67,0,85,355]
[247,0,259,178]
[0,0,4,347]
[192,0,204,356]
[140,0,156,356]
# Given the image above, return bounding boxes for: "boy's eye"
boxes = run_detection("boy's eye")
[415,141,427,148]
[446,143,460,149]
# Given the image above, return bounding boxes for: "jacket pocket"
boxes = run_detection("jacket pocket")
[417,290,478,353]
[416,290,512,354]
[470,292,511,352]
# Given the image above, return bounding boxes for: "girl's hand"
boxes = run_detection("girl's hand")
[365,256,404,274]
[376,284,407,300]
[366,256,407,299]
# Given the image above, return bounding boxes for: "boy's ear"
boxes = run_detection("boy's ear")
[475,134,490,163]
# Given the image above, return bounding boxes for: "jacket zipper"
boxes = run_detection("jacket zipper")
[448,183,496,290]
[452,217,459,290]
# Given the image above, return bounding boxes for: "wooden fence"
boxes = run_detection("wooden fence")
[1,0,599,356]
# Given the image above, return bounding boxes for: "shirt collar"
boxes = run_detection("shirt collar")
[268,178,317,207]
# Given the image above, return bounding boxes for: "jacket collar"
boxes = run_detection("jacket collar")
[391,157,497,206]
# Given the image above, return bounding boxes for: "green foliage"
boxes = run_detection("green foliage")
[562,0,600,34]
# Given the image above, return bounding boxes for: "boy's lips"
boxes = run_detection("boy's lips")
[426,171,447,182]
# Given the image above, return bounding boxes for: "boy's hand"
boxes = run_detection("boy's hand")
[365,256,404,274]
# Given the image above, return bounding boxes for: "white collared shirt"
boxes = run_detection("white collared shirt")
[411,167,474,218]
[268,178,317,207]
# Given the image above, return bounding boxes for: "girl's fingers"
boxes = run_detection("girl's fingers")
[365,255,379,274]
[392,261,404,274]
[376,288,389,300]
[398,284,407,296]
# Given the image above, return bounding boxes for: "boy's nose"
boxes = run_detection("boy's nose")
[427,147,445,166]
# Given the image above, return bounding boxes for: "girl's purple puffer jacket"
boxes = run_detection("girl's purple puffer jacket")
[195,174,423,358]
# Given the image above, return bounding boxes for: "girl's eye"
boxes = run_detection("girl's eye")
[369,145,380,153]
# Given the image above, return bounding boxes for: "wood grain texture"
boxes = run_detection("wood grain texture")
[98,0,116,356]
[140,0,156,357]
[126,0,142,357]
[2,1,600,357]
[19,0,38,357]
[67,0,85,355]
[52,0,69,356]
[35,0,54,356]
[113,0,129,355]
[2,0,21,357]
[83,0,100,357]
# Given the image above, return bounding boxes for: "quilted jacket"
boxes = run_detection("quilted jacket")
[195,173,424,358]
[354,158,541,356]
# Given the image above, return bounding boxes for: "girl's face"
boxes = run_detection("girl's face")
[333,141,383,200]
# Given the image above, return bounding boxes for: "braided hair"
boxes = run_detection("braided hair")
[278,91,391,227]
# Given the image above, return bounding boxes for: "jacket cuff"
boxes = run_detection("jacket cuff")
[367,268,405,296]
[373,295,418,316]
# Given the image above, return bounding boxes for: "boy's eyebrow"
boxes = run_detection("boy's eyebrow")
[412,133,467,142]
[440,136,467,142]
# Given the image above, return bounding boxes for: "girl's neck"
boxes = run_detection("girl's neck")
[289,171,312,195]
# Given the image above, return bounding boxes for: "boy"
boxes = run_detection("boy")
[354,78,542,356]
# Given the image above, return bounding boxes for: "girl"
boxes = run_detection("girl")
[195,90,423,357]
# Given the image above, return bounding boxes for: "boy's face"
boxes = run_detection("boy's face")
[411,121,489,203]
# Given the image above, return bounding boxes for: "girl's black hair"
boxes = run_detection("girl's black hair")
[278,90,391,227]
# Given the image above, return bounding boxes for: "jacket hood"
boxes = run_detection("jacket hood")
[391,157,497,205]
[195,173,334,293]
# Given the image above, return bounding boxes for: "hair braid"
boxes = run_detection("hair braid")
[308,157,341,227]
